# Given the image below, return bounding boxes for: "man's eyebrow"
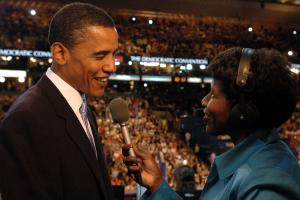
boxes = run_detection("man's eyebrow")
[92,49,118,57]
[92,50,110,57]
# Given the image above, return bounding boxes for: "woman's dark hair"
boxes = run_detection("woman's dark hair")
[208,47,298,128]
[48,2,115,49]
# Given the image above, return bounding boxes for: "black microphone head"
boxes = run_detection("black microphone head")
[108,97,130,123]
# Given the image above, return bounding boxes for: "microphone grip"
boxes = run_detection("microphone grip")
[121,125,135,156]
[120,124,142,183]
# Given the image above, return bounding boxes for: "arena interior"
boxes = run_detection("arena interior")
[0,0,300,199]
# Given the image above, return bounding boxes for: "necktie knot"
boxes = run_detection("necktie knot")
[80,101,87,116]
[79,94,88,115]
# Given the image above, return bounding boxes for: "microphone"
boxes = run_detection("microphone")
[108,97,142,182]
[108,97,135,156]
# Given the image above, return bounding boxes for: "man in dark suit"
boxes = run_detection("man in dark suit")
[0,3,118,199]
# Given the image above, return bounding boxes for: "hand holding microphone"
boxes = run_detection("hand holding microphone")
[108,98,163,192]
[108,98,142,183]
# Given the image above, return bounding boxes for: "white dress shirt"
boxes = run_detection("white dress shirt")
[45,68,95,144]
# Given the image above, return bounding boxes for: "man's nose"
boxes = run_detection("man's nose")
[103,54,116,74]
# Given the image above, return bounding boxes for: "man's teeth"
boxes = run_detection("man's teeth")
[94,77,108,82]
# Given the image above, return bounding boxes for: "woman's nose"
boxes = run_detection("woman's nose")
[201,94,209,107]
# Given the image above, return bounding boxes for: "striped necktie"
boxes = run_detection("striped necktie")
[79,95,98,158]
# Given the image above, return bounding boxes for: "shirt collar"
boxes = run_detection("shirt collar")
[214,128,280,180]
[46,67,83,113]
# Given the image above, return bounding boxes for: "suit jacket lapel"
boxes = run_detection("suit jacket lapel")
[87,108,114,200]
[36,75,107,194]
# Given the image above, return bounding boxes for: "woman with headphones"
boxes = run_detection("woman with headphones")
[123,47,300,200]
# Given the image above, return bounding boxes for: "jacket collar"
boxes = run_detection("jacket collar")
[214,128,280,180]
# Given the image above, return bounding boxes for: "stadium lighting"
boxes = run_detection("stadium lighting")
[248,27,253,32]
[186,64,193,70]
[148,19,153,25]
[142,75,171,82]
[30,57,37,63]
[291,68,299,74]
[131,17,136,21]
[0,77,5,83]
[30,9,37,16]
[187,77,201,83]
[183,159,188,165]
[109,74,139,81]
[144,83,148,87]
[0,69,26,78]
[18,77,25,83]
[293,30,297,35]
[159,63,166,68]
[1,56,13,61]
[113,84,118,88]
[288,50,294,56]
[143,62,159,67]
[200,64,206,70]
[128,61,132,65]
[6,56,12,61]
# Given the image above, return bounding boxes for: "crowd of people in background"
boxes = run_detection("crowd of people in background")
[281,112,300,162]
[88,96,210,192]
[1,0,300,194]
[1,94,300,193]
[1,0,300,63]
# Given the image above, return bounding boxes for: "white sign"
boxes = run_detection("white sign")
[0,49,52,58]
[130,56,208,65]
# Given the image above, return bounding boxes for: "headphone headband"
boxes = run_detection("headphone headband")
[229,48,260,130]
[236,48,254,87]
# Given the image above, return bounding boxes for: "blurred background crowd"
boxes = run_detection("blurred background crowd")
[1,0,300,198]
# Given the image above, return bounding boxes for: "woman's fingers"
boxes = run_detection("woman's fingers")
[132,144,151,159]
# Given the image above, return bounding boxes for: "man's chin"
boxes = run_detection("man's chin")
[88,89,105,97]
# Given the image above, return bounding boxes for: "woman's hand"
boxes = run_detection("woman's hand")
[122,144,163,193]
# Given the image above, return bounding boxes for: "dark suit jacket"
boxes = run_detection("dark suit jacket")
[0,75,114,200]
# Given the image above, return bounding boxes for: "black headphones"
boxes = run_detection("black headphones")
[229,48,260,130]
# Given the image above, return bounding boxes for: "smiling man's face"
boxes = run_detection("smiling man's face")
[59,25,118,97]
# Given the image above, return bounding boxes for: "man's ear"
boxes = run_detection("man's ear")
[50,42,70,65]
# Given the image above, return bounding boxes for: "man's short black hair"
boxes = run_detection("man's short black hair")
[48,2,115,49]
[208,47,298,129]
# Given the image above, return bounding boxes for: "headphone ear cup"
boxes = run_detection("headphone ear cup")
[229,103,260,130]
[229,104,244,128]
